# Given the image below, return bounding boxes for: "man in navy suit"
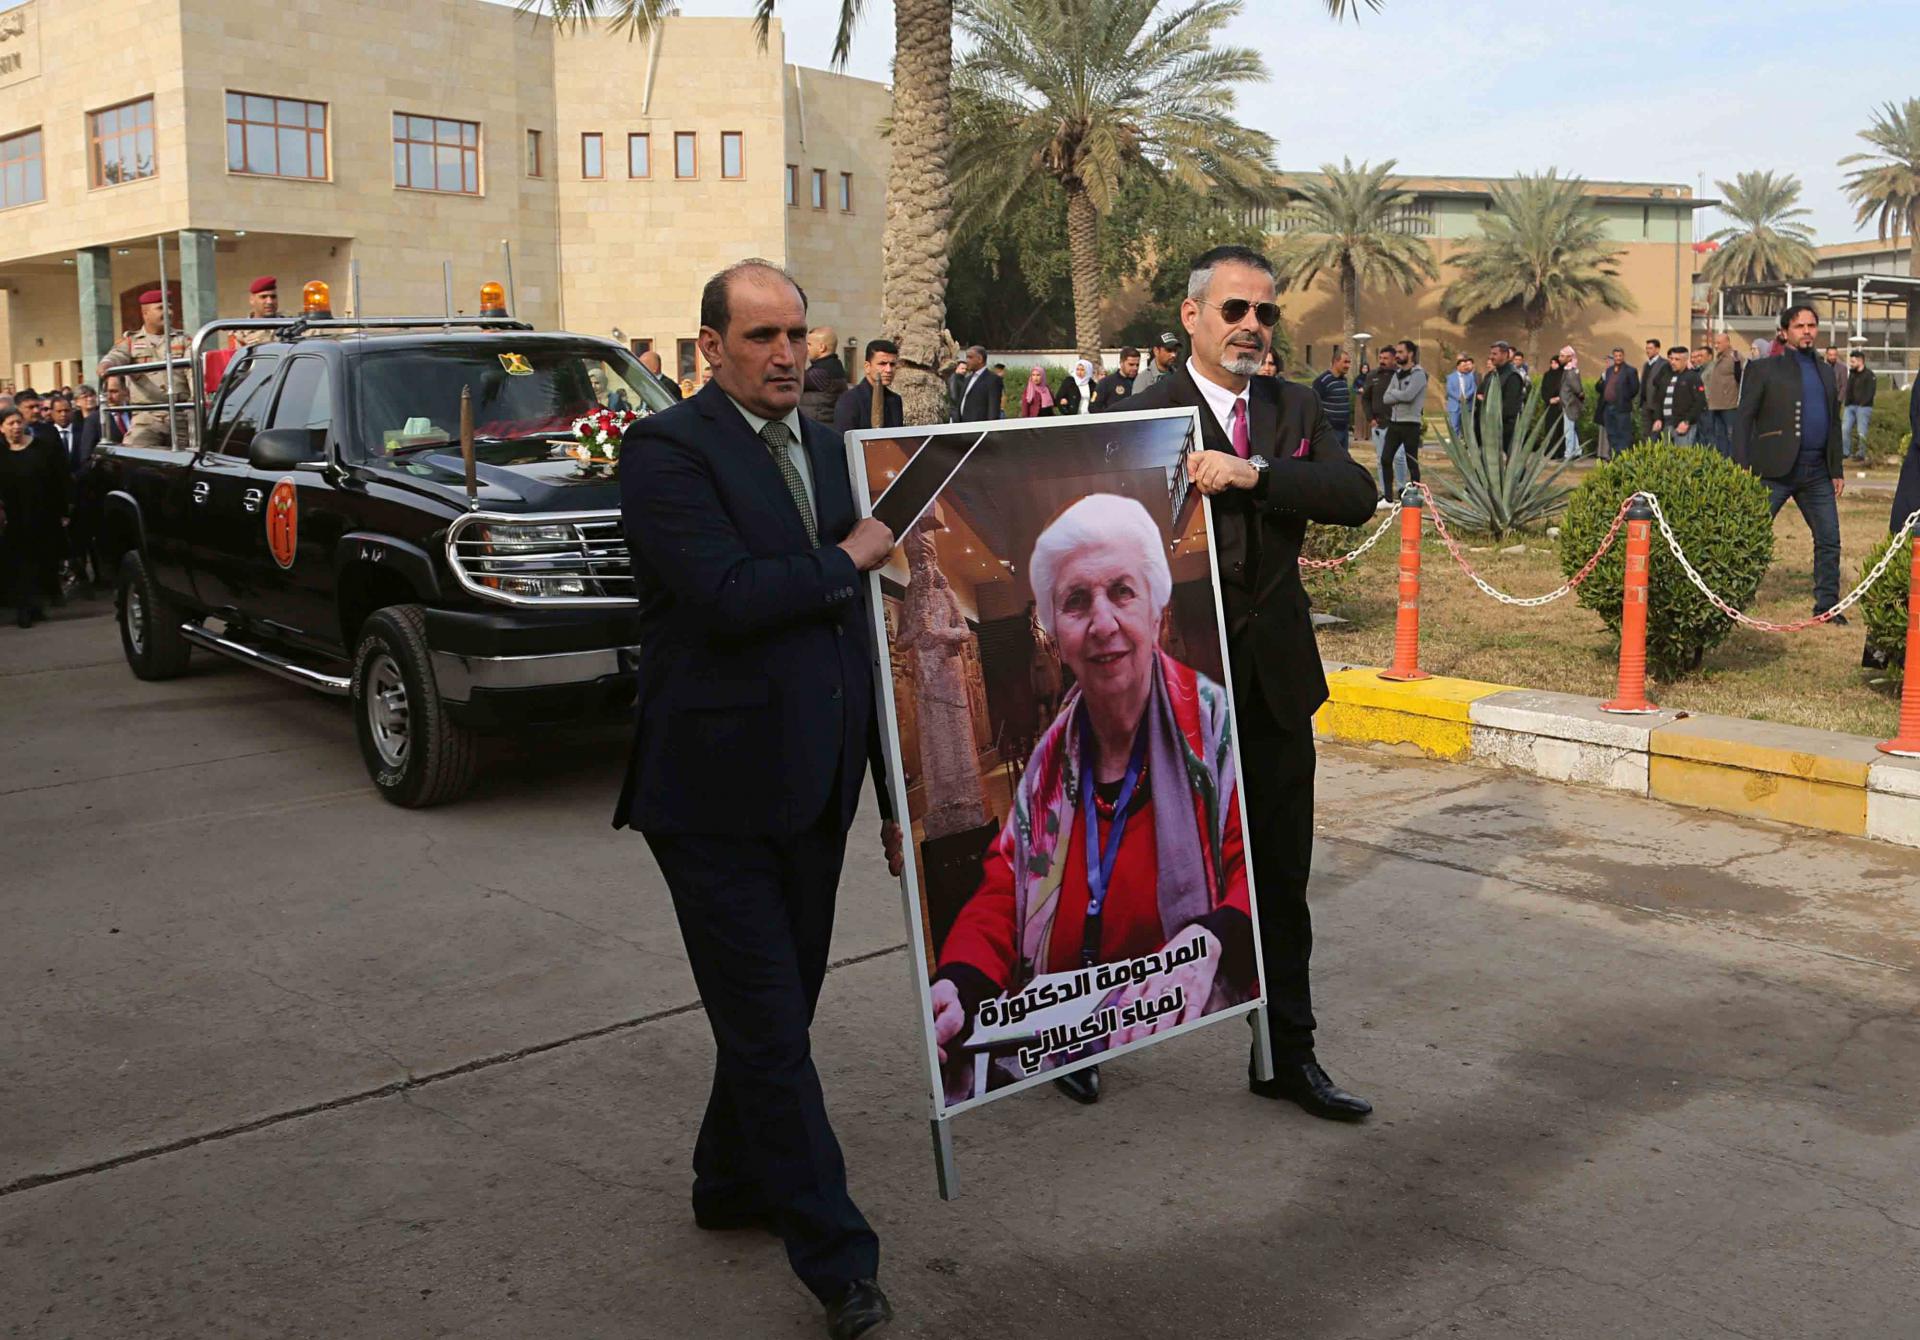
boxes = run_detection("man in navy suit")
[614,259,901,1340]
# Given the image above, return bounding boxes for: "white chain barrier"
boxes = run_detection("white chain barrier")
[1301,484,1920,634]
[1642,494,1920,633]
[1298,498,1405,570]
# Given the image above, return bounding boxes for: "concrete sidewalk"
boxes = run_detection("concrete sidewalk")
[3,605,1918,1338]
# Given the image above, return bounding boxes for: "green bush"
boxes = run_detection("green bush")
[1861,530,1915,667]
[1863,380,1913,466]
[1559,442,1774,675]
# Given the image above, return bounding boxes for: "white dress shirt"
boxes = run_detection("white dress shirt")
[725,392,816,524]
[1187,358,1249,444]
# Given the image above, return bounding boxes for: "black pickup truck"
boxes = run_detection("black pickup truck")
[91,318,673,806]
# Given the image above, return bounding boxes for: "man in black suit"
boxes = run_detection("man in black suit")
[1735,303,1847,622]
[615,259,901,1340]
[952,345,1002,422]
[832,339,904,435]
[637,347,682,401]
[1107,244,1380,1120]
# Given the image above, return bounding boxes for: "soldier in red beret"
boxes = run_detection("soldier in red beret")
[231,276,280,349]
[96,290,189,448]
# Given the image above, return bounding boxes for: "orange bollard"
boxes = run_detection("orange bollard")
[1878,533,1920,757]
[1379,486,1430,683]
[1602,496,1660,714]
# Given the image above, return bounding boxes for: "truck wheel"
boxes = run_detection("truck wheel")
[351,604,478,807]
[117,552,192,681]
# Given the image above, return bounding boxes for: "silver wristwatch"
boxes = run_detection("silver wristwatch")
[1248,454,1270,471]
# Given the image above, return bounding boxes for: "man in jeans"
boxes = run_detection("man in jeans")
[1735,304,1846,623]
[1557,346,1586,460]
[1598,348,1639,459]
[1312,347,1354,452]
[1842,351,1877,460]
[1363,344,1401,503]
[1380,339,1428,498]
[1702,332,1742,457]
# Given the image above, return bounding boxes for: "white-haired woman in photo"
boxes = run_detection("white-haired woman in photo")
[927,493,1252,1103]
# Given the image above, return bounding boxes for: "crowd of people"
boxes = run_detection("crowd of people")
[0,383,113,627]
[786,303,1917,634]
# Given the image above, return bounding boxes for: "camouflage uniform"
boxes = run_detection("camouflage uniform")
[99,327,192,448]
[231,328,276,348]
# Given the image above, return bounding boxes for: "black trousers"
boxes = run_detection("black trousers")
[644,804,878,1304]
[1236,672,1319,1063]
[1380,422,1422,499]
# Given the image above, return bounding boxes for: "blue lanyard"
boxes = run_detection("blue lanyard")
[1078,708,1148,966]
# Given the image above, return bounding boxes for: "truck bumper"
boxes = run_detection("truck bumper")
[423,607,641,729]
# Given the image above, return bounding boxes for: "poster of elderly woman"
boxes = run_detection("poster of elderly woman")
[849,410,1267,1120]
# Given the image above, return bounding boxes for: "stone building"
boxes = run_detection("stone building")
[0,0,889,389]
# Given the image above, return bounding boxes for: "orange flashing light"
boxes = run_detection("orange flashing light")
[302,280,333,318]
[479,282,508,318]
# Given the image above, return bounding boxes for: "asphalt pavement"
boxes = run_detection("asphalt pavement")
[4,595,1918,1339]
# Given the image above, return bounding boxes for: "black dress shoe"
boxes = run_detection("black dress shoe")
[826,1279,892,1340]
[1052,1065,1100,1105]
[1822,611,1850,626]
[1251,1060,1372,1120]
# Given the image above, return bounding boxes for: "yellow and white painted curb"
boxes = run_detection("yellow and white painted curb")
[1312,663,1920,850]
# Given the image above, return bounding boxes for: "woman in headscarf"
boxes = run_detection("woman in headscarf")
[1055,359,1096,416]
[927,494,1251,1104]
[1019,365,1056,417]
[0,406,71,628]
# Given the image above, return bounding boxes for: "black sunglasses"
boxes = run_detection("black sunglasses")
[1197,298,1281,327]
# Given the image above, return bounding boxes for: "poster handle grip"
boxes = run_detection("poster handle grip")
[931,1117,959,1202]
[1250,1008,1276,1085]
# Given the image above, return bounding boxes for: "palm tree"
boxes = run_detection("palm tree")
[1841,97,1920,366]
[1699,170,1817,314]
[949,0,1279,361]
[1269,157,1438,350]
[532,0,957,425]
[1442,170,1633,346]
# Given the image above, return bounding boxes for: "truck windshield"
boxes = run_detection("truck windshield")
[353,344,677,455]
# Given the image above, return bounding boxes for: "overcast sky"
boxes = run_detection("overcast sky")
[631,0,1915,246]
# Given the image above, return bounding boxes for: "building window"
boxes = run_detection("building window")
[785,163,797,207]
[89,96,156,188]
[628,133,650,179]
[839,172,852,212]
[676,338,698,383]
[721,132,743,180]
[0,128,45,209]
[392,114,480,194]
[581,132,603,179]
[526,129,542,177]
[810,168,825,210]
[225,93,327,181]
[674,132,696,179]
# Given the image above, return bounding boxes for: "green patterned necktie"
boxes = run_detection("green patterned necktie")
[760,419,817,546]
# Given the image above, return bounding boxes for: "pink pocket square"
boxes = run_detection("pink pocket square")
[1291,437,1311,458]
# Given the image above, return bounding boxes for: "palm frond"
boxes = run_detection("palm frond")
[1441,170,1634,331]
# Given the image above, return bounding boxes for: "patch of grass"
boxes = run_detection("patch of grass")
[1321,440,1908,738]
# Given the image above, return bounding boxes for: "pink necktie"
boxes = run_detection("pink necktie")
[1230,398,1250,458]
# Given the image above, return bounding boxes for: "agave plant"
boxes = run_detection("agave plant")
[1432,372,1573,539]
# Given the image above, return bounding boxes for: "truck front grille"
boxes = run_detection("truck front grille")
[445,511,637,607]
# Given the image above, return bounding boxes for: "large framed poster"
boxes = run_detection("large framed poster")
[848,409,1272,1194]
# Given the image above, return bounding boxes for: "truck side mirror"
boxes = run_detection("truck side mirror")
[249,427,325,470]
